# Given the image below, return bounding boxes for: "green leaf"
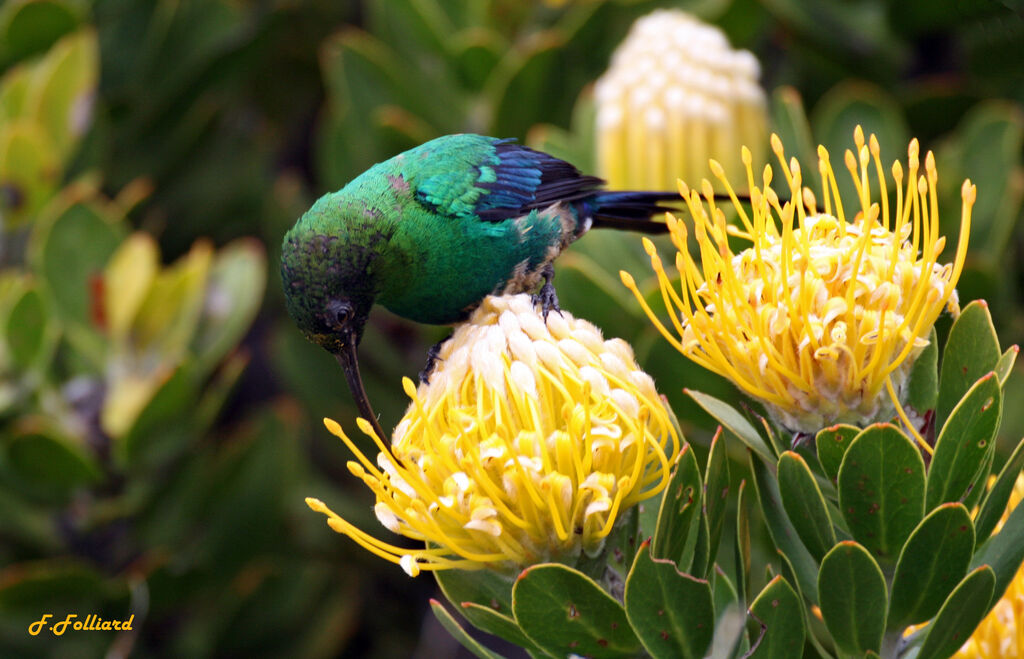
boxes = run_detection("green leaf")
[5,419,102,490]
[916,566,996,659]
[817,542,887,656]
[735,479,750,607]
[512,563,642,659]
[703,428,731,577]
[711,566,739,625]
[749,453,818,604]
[995,345,1018,387]
[970,489,1024,603]
[747,576,805,659]
[938,101,1024,260]
[815,424,860,483]
[32,201,123,332]
[937,300,1000,431]
[652,443,704,571]
[624,541,714,659]
[0,120,60,225]
[458,602,546,657]
[687,389,775,464]
[975,436,1024,543]
[887,503,975,629]
[778,451,836,563]
[119,365,197,461]
[435,566,516,626]
[5,285,53,371]
[24,29,97,159]
[190,238,266,376]
[927,372,1001,509]
[0,0,80,66]
[429,599,505,659]
[838,424,925,563]
[906,327,939,413]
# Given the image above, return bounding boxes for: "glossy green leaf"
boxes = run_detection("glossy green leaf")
[513,563,641,659]
[434,564,516,625]
[927,372,1001,509]
[652,443,704,571]
[429,599,504,659]
[970,490,1024,603]
[817,542,887,656]
[838,424,925,563]
[975,436,1024,543]
[888,503,975,629]
[814,424,859,483]
[687,390,775,464]
[703,428,730,576]
[937,300,1000,430]
[747,576,805,659]
[778,451,836,562]
[735,479,750,607]
[907,327,939,413]
[624,541,714,659]
[711,566,738,625]
[750,453,818,604]
[462,602,548,657]
[995,345,1018,387]
[917,566,996,659]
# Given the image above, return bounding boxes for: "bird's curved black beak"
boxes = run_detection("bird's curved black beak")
[335,331,389,444]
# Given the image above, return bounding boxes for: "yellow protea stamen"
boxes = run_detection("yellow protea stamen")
[594,9,767,191]
[624,127,974,435]
[307,295,681,576]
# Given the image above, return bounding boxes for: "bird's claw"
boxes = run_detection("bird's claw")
[532,263,562,319]
[532,281,562,319]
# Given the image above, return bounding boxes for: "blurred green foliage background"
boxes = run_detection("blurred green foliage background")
[0,0,1022,656]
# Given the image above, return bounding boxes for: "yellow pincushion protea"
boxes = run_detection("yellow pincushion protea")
[622,127,974,435]
[307,294,681,576]
[955,474,1024,658]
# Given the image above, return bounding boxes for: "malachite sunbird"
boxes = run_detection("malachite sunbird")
[281,133,684,438]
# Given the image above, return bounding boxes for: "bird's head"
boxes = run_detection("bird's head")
[280,210,380,354]
[281,189,400,443]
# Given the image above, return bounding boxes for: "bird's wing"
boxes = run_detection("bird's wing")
[413,136,603,222]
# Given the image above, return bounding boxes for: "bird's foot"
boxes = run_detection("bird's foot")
[532,264,562,319]
[419,336,450,384]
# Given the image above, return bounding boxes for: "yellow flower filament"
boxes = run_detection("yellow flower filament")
[307,295,681,576]
[623,127,975,436]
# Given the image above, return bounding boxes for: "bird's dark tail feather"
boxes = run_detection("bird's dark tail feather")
[588,190,752,234]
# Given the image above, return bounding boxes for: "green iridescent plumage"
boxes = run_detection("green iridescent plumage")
[281,133,675,431]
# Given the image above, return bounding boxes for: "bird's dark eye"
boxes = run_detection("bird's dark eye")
[326,299,353,330]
